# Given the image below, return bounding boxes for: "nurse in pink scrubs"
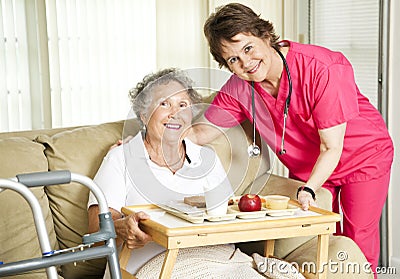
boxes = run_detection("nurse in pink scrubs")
[191,3,394,277]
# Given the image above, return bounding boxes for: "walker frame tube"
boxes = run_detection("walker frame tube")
[0,171,121,279]
[0,245,115,277]
[0,179,58,278]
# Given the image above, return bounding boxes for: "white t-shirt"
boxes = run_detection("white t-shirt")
[88,132,233,275]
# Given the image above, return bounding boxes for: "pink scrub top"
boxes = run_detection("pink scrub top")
[205,41,394,186]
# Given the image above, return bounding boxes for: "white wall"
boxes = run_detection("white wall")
[155,0,209,69]
[154,0,283,71]
[388,0,400,271]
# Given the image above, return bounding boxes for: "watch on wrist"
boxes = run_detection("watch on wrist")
[296,185,316,200]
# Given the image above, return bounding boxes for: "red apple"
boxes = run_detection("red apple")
[238,194,262,212]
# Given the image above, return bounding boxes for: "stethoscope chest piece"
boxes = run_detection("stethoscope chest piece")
[248,143,261,157]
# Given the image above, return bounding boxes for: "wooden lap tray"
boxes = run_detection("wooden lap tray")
[120,202,340,279]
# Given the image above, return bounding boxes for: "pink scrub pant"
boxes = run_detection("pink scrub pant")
[324,171,390,279]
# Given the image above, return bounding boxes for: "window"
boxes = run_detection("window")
[46,0,157,128]
[310,0,380,108]
[0,0,32,132]
[0,0,157,132]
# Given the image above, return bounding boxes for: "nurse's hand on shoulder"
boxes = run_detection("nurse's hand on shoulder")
[118,211,152,249]
[297,191,317,211]
[109,135,134,151]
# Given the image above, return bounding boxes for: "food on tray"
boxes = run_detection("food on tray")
[229,195,265,205]
[183,195,206,208]
[238,194,262,212]
[228,196,240,205]
[264,195,290,210]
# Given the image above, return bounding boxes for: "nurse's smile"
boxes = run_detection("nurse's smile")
[247,62,261,74]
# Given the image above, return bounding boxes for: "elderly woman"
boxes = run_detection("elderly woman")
[87,68,291,278]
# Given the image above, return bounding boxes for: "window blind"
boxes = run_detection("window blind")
[45,0,157,128]
[0,0,32,132]
[311,0,379,107]
[1,0,157,132]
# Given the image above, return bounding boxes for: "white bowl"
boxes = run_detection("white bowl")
[264,195,290,210]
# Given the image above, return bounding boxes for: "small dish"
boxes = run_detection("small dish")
[227,205,267,219]
[205,213,237,222]
[265,204,299,217]
[263,195,290,210]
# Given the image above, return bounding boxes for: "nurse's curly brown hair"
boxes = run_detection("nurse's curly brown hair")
[204,3,280,69]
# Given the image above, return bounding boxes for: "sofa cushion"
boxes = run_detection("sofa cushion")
[0,137,58,278]
[36,121,126,278]
[284,235,373,278]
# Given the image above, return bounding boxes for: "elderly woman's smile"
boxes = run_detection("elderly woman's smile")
[164,123,182,130]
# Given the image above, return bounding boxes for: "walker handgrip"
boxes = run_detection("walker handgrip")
[16,170,72,187]
[82,213,116,244]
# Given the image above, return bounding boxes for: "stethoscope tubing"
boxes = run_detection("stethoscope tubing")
[249,45,293,157]
[274,45,293,155]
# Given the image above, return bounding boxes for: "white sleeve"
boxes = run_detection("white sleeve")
[87,146,127,212]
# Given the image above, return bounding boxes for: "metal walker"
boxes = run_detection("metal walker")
[0,170,121,279]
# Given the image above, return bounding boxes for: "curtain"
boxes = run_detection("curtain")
[0,0,32,132]
[46,0,157,128]
[0,0,156,132]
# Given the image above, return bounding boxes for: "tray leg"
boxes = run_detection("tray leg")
[316,234,329,279]
[159,248,179,279]
[264,239,275,257]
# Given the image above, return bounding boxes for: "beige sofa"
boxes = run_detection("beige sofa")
[0,119,372,278]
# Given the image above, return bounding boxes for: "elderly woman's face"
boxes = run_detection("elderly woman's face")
[144,80,193,143]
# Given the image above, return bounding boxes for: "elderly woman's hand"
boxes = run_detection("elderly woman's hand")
[116,211,152,249]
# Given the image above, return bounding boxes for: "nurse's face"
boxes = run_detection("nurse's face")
[221,32,276,83]
[143,81,193,144]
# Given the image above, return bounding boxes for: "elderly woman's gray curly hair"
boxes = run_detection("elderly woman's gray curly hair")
[129,68,202,128]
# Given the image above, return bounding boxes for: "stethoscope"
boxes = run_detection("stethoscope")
[248,45,293,157]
